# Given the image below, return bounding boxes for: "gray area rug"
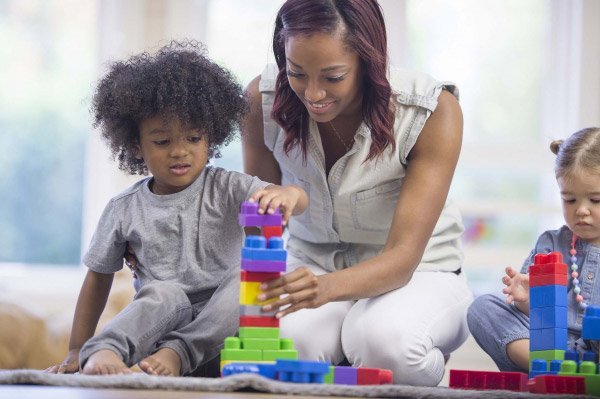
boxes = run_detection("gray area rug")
[0,369,592,398]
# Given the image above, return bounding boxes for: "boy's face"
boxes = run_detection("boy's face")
[135,116,209,195]
[558,169,600,246]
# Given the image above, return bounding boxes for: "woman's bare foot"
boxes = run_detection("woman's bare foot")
[138,347,181,376]
[82,349,132,375]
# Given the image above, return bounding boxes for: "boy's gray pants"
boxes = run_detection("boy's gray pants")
[79,270,239,375]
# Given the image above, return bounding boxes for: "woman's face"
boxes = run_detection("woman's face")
[284,32,364,123]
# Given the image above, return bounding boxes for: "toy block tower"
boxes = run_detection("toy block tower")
[528,252,568,375]
[220,201,298,370]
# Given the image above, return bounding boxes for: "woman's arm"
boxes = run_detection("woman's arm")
[260,90,463,316]
[242,75,282,185]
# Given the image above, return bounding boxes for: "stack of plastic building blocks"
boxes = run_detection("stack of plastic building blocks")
[220,201,299,370]
[554,305,600,395]
[220,201,393,385]
[528,252,568,376]
[450,252,588,395]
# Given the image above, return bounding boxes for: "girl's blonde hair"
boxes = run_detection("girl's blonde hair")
[550,127,600,178]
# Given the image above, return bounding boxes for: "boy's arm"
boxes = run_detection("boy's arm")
[68,269,114,351]
[46,269,114,373]
[249,184,308,225]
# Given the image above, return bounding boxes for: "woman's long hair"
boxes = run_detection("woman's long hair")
[272,0,395,161]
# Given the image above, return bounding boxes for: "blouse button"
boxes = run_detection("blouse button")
[587,273,594,280]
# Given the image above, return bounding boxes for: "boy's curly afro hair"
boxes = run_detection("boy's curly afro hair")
[91,40,247,175]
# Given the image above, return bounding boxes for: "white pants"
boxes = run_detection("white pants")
[280,262,472,386]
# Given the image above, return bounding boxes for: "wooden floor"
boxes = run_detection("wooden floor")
[0,386,370,399]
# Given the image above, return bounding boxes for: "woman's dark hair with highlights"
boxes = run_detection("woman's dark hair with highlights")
[272,0,394,161]
[92,40,247,175]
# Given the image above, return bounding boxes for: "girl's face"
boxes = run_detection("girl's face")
[135,116,209,195]
[558,169,600,246]
[284,32,364,123]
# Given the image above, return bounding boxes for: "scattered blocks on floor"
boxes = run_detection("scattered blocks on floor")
[528,374,586,394]
[449,370,529,392]
[222,360,392,385]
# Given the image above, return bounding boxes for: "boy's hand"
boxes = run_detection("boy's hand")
[44,349,80,374]
[248,185,307,225]
[502,266,530,306]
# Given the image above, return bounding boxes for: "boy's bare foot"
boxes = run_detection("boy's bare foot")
[82,349,132,375]
[138,347,181,376]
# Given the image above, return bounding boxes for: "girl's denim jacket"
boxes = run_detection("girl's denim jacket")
[521,225,600,352]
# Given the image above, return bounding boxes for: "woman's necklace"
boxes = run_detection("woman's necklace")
[570,234,588,309]
[329,121,354,152]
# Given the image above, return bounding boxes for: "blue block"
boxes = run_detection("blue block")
[530,306,567,329]
[530,285,567,308]
[274,360,330,383]
[242,236,287,262]
[242,247,287,261]
[529,358,555,378]
[583,305,600,340]
[245,235,267,249]
[530,328,567,351]
[222,362,277,379]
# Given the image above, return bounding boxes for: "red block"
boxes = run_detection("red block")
[528,375,586,394]
[449,370,528,392]
[239,315,279,327]
[529,273,568,287]
[357,367,393,385]
[534,252,563,265]
[262,225,283,240]
[240,270,281,283]
[529,263,568,276]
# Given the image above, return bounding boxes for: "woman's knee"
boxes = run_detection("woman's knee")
[343,325,444,386]
[280,303,349,364]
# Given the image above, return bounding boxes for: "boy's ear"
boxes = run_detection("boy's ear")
[133,143,143,160]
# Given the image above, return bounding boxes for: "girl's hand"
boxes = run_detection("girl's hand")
[44,349,80,374]
[248,185,307,226]
[502,266,530,305]
[257,266,331,318]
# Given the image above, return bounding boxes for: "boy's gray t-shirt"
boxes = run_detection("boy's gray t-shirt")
[83,166,269,295]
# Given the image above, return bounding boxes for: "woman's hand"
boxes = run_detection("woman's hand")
[257,266,332,318]
[44,349,80,374]
[248,185,307,226]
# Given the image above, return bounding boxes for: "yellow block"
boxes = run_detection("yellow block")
[239,281,277,306]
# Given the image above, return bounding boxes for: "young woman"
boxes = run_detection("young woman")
[242,0,472,386]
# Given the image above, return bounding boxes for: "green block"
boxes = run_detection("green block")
[220,348,262,361]
[239,327,280,339]
[280,338,295,350]
[529,349,565,368]
[262,349,298,361]
[224,336,241,349]
[323,366,335,384]
[242,338,280,350]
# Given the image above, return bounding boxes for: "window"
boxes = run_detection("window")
[0,0,96,265]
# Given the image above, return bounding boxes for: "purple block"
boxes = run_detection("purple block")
[239,213,283,227]
[240,201,259,214]
[334,366,357,385]
[241,259,287,272]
